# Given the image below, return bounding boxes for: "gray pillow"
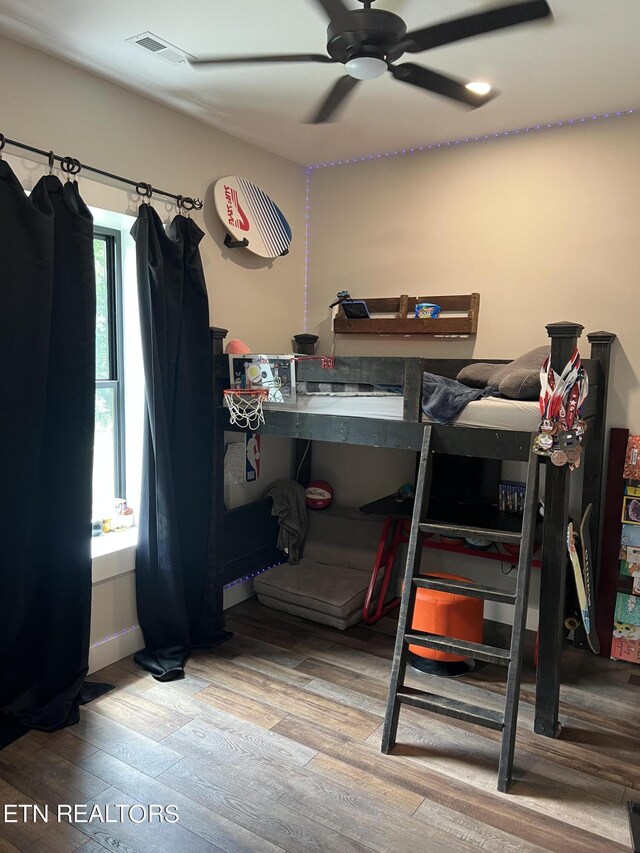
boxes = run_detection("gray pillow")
[457,346,548,400]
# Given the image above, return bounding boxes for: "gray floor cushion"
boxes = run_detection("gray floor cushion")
[253,506,386,629]
[254,559,373,619]
[255,593,364,630]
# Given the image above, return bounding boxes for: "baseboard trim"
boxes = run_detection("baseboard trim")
[88,625,144,674]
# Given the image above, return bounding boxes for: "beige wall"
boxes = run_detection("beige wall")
[308,113,639,433]
[0,34,304,668]
[307,114,640,628]
[0,34,306,351]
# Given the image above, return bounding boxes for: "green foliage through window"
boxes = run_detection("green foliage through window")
[93,228,125,513]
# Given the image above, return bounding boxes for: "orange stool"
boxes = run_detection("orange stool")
[409,572,484,676]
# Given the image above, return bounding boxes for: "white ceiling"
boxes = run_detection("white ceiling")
[1,0,639,165]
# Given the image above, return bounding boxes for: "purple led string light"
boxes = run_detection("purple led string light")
[223,559,287,590]
[304,167,311,333]
[91,564,287,646]
[302,107,636,326]
[91,624,139,649]
[305,108,636,171]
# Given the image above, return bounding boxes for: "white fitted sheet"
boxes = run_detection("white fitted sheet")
[277,394,540,431]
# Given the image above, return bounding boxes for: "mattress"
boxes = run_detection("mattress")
[276,394,540,431]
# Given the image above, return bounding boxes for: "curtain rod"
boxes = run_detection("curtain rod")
[0,132,203,211]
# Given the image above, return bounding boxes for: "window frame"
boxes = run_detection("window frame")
[94,225,126,500]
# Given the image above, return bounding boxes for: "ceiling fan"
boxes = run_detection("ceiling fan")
[190,0,552,123]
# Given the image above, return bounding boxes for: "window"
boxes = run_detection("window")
[93,227,126,517]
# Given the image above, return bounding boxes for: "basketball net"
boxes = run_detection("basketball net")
[223,388,268,431]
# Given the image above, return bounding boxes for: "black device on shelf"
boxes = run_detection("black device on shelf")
[341,300,370,319]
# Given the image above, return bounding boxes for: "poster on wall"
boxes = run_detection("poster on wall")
[224,433,261,484]
[246,433,260,482]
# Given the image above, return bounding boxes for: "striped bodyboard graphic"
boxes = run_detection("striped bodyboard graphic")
[214,176,292,258]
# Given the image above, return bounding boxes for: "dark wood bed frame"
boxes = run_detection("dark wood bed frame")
[210,322,616,739]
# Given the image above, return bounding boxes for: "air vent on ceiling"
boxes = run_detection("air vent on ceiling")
[126,32,192,65]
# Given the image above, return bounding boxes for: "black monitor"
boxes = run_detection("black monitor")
[427,453,503,529]
[430,453,501,508]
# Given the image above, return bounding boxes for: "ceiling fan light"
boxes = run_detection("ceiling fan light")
[465,81,493,97]
[345,56,387,80]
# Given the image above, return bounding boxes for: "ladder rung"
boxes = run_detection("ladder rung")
[404,631,511,666]
[413,576,516,605]
[419,522,522,545]
[397,687,505,731]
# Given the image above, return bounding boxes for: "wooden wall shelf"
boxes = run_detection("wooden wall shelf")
[333,293,479,336]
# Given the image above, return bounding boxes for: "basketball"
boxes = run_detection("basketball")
[305,480,333,510]
[225,338,251,355]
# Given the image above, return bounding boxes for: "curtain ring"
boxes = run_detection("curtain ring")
[135,181,153,199]
[0,133,6,159]
[48,151,55,174]
[60,155,81,179]
[176,194,184,212]
[193,198,203,211]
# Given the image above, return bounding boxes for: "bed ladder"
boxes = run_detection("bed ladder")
[381,425,540,793]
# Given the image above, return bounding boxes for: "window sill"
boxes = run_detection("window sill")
[92,528,137,584]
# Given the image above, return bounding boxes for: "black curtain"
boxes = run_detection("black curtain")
[0,161,110,748]
[132,204,229,681]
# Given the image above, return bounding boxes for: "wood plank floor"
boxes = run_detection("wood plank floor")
[1,598,638,852]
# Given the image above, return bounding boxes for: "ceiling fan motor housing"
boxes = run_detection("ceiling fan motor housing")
[326,9,407,64]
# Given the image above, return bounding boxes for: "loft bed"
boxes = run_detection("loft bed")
[210,321,616,739]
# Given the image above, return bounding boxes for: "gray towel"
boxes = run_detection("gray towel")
[422,371,496,424]
[265,480,308,565]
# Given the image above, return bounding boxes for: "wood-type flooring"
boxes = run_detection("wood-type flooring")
[1,598,638,852]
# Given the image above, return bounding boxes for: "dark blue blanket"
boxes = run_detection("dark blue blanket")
[422,372,495,424]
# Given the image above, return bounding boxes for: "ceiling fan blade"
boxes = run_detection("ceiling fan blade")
[312,0,351,20]
[308,76,361,123]
[190,53,336,67]
[399,0,552,54]
[390,63,497,107]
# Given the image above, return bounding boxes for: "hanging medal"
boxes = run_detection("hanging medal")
[534,347,588,468]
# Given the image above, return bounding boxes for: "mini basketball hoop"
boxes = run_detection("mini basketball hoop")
[224,388,268,430]
[293,355,335,369]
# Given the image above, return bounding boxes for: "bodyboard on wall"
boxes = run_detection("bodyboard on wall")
[214,176,292,258]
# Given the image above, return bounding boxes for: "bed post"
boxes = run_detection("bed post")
[293,333,318,355]
[210,326,228,613]
[292,334,318,487]
[535,320,584,738]
[211,326,228,356]
[581,332,616,580]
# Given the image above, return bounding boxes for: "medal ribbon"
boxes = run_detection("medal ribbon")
[539,355,555,418]
[538,348,588,428]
